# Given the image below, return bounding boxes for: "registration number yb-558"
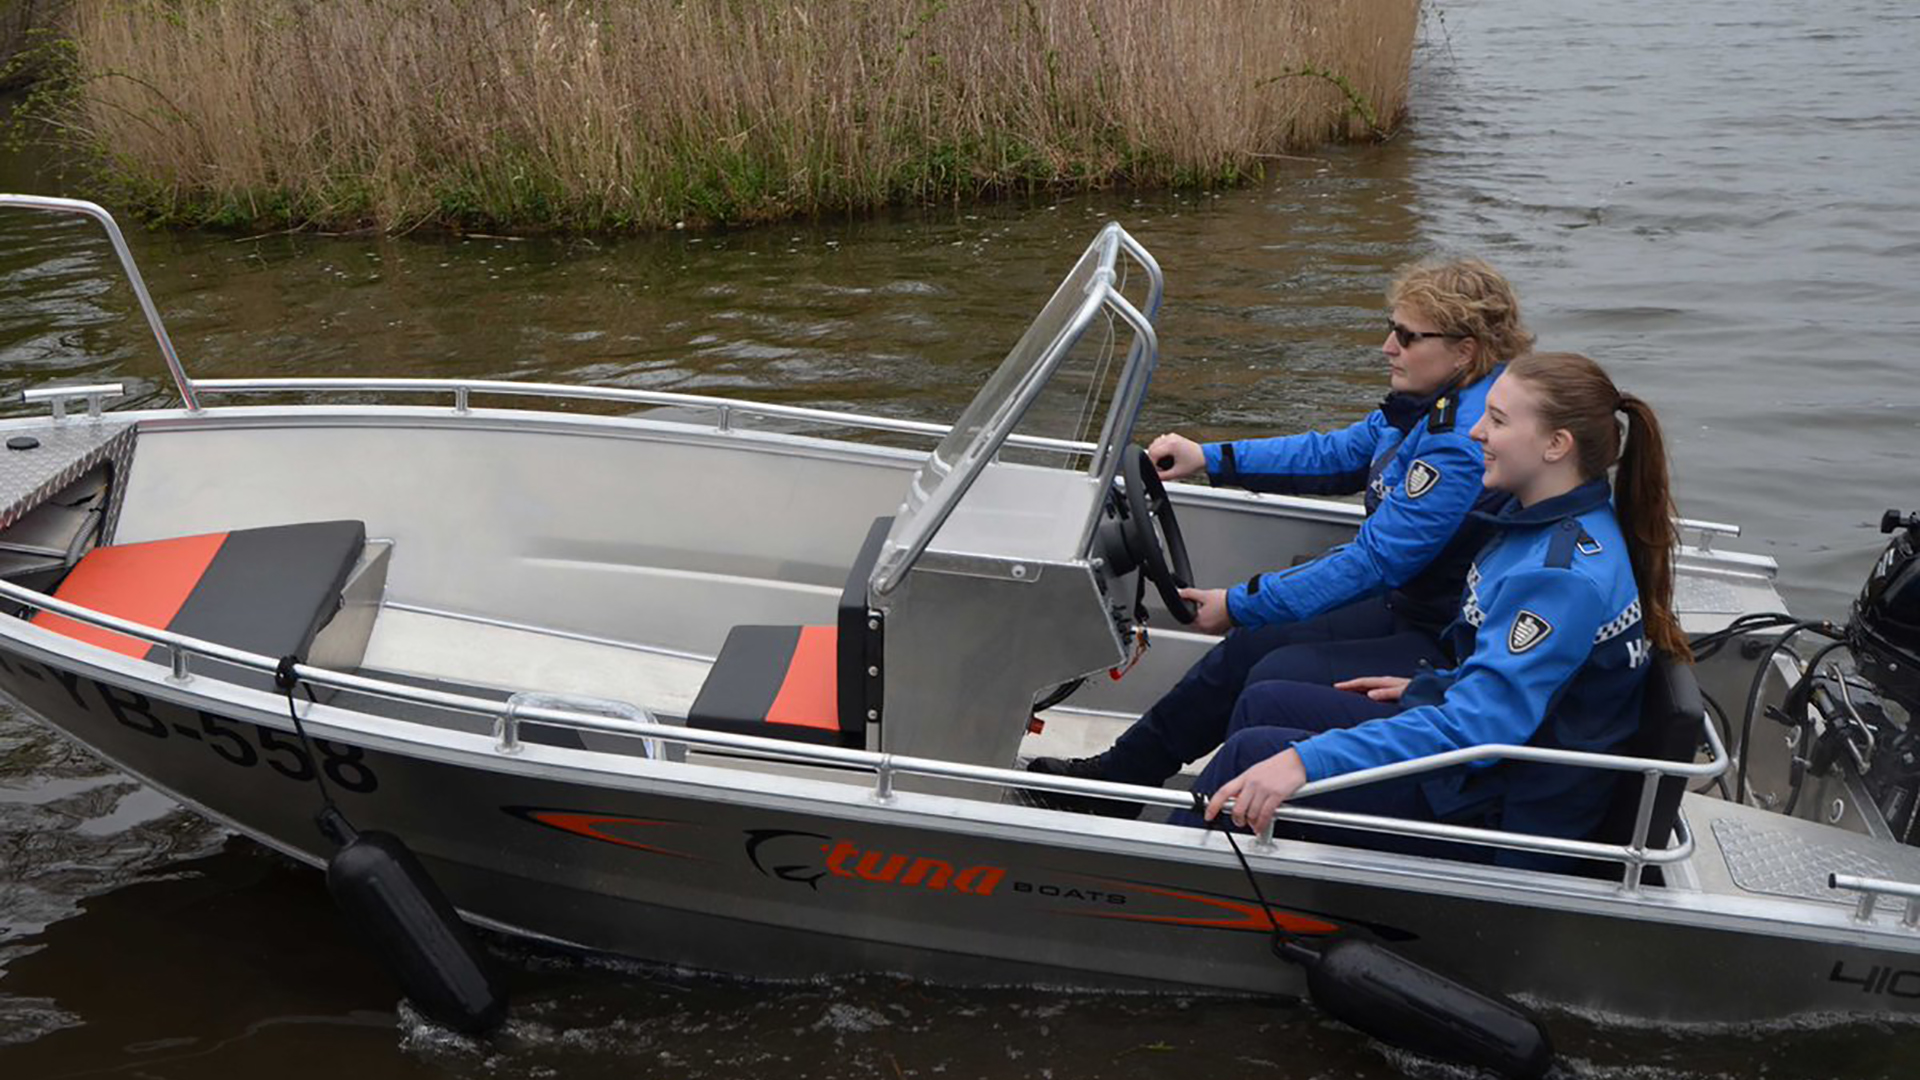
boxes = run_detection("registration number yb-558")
[0,651,378,793]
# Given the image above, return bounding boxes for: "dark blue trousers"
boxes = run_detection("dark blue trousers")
[1169,680,1487,863]
[1104,595,1445,786]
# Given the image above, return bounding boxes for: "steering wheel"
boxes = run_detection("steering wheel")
[1122,446,1198,624]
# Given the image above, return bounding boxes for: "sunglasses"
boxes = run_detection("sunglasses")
[1388,320,1466,348]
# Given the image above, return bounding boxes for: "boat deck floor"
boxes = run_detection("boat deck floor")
[354,601,1159,766]
[360,605,714,717]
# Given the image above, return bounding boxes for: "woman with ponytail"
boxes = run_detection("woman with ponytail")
[1180,352,1689,870]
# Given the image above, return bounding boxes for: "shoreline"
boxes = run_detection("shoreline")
[6,0,1420,235]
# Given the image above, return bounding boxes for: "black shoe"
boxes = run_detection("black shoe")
[1021,754,1145,819]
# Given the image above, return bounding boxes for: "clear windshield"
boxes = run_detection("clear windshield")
[872,225,1161,595]
[913,236,1114,507]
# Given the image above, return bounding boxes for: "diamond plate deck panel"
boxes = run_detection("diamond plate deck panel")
[1674,573,1746,615]
[1713,815,1920,904]
[0,420,137,535]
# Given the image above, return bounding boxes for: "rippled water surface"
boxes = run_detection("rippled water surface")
[3,0,1919,1076]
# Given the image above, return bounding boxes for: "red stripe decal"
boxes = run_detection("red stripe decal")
[1075,880,1340,934]
[523,811,697,860]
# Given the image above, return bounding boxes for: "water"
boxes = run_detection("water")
[2,0,1918,1075]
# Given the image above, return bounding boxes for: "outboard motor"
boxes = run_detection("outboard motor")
[1726,510,1920,844]
[1837,510,1920,841]
[1851,510,1920,715]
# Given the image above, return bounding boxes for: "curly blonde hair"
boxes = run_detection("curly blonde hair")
[1388,258,1534,381]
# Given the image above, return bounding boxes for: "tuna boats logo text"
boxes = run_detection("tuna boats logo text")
[745,830,1005,896]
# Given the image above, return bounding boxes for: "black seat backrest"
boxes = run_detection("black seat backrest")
[1585,654,1705,872]
[835,516,893,735]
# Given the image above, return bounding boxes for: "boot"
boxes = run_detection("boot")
[1021,754,1146,819]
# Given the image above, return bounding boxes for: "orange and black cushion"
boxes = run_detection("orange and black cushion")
[687,623,857,747]
[35,521,366,683]
[685,515,891,750]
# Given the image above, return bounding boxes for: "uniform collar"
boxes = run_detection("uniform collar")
[1378,374,1463,433]
[1474,477,1613,527]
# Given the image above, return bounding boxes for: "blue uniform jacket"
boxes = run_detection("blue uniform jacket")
[1201,369,1502,631]
[1291,478,1654,849]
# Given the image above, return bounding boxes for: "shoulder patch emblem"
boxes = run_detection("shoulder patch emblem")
[1509,609,1554,654]
[1404,459,1441,499]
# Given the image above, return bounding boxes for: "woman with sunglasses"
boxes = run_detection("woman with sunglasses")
[1185,352,1692,870]
[1029,259,1533,815]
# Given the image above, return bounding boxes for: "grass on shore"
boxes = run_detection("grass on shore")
[19,0,1419,233]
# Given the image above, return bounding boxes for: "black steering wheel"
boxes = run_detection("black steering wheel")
[1122,446,1198,624]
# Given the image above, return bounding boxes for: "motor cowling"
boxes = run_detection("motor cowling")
[1850,510,1920,714]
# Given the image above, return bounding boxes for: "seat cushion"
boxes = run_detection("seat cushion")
[36,520,367,665]
[687,624,859,747]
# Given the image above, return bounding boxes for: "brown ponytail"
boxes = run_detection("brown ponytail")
[1505,353,1693,662]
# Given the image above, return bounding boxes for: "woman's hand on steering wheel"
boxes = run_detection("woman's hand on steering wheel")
[1180,587,1233,635]
[1121,447,1199,624]
[1146,433,1206,482]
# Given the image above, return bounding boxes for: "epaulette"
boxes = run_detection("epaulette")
[1544,518,1596,569]
[1428,392,1460,433]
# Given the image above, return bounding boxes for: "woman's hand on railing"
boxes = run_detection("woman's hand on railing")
[1146,432,1206,481]
[1205,747,1308,834]
[1335,675,1411,703]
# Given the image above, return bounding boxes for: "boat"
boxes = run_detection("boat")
[1,193,1917,1055]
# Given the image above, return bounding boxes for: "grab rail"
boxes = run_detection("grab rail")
[0,195,200,411]
[0,573,1725,889]
[1829,873,1920,929]
[18,382,128,421]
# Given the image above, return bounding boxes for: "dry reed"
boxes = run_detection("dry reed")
[42,0,1419,231]
[1,0,66,90]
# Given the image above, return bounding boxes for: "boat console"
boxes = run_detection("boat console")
[777,226,1176,772]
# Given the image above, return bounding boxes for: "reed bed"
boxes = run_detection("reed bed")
[0,1,65,89]
[40,0,1419,232]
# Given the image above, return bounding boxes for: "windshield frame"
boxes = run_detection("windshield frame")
[870,223,1162,596]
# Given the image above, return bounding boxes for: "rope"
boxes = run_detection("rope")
[275,654,352,843]
[1200,791,1318,964]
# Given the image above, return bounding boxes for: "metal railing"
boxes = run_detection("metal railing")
[0,195,200,411]
[13,376,1753,550]
[0,186,1741,562]
[0,573,1727,890]
[186,376,1096,457]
